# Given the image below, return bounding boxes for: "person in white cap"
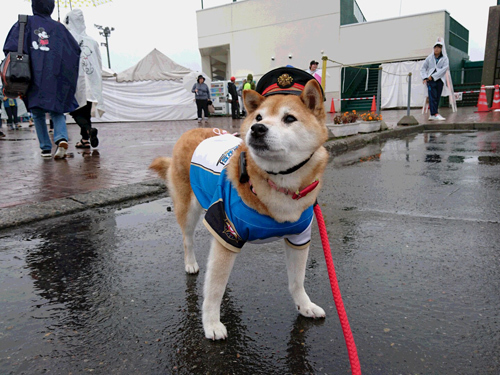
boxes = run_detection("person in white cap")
[421,39,449,121]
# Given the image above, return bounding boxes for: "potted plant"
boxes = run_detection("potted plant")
[358,112,382,133]
[328,110,359,137]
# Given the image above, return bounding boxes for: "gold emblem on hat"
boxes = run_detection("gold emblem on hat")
[277,74,293,88]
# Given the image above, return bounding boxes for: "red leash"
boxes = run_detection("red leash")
[314,203,362,375]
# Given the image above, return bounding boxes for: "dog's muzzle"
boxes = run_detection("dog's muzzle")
[250,123,268,138]
[248,123,269,151]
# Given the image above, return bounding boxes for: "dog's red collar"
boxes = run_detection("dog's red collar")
[249,179,319,200]
[267,178,319,200]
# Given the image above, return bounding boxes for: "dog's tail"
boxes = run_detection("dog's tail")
[149,157,172,180]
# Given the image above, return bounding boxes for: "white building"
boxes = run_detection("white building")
[196,0,469,109]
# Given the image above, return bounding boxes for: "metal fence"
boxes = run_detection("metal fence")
[449,67,482,86]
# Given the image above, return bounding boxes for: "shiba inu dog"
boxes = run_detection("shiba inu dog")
[150,67,329,340]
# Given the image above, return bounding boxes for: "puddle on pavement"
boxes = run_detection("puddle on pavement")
[1,131,499,374]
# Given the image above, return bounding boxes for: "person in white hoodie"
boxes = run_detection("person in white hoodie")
[65,9,105,149]
[420,39,449,121]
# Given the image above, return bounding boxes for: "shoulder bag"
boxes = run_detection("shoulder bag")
[1,15,31,98]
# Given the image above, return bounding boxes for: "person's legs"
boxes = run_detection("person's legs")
[49,111,68,145]
[427,81,438,116]
[50,111,69,159]
[231,100,238,119]
[12,106,20,127]
[32,108,53,152]
[70,102,92,142]
[5,106,14,128]
[201,99,209,121]
[81,102,99,147]
[196,99,203,121]
[435,79,444,112]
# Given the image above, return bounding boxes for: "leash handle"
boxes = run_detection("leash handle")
[314,203,361,375]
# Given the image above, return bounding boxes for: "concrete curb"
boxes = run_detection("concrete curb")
[0,122,498,231]
[325,122,500,156]
[0,180,167,230]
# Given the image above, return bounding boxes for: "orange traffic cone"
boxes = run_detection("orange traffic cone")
[370,95,376,112]
[329,98,336,113]
[475,85,490,112]
[491,84,500,111]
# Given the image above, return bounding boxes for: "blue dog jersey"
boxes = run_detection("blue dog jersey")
[190,134,314,253]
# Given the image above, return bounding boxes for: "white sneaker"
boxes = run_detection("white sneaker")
[434,114,446,121]
[54,141,68,159]
[428,115,435,121]
[197,118,202,123]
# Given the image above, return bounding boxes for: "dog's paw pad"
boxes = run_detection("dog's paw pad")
[204,322,228,340]
[298,303,326,319]
[185,262,199,274]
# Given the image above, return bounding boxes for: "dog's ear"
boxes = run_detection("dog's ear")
[243,90,265,114]
[300,79,324,115]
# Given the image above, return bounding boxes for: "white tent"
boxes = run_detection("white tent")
[95,49,197,122]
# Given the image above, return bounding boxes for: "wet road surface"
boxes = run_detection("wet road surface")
[1,131,499,374]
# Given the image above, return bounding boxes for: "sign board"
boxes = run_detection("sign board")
[454,92,463,101]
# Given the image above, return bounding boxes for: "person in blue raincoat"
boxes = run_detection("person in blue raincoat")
[3,0,80,159]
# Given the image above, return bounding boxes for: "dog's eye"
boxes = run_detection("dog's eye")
[255,114,262,122]
[283,115,297,124]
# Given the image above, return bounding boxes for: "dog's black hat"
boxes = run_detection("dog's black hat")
[255,67,325,101]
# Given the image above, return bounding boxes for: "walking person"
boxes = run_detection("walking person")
[228,77,240,119]
[237,79,246,117]
[421,39,449,121]
[243,74,256,91]
[3,97,20,129]
[3,0,80,159]
[192,75,210,123]
[65,9,104,149]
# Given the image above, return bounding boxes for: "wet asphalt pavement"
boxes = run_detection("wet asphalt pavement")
[1,131,499,374]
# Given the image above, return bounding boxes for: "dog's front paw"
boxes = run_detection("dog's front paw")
[297,302,326,319]
[204,321,228,340]
[185,262,199,274]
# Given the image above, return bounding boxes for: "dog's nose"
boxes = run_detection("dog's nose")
[251,123,268,138]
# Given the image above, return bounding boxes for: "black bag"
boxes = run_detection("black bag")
[1,15,31,98]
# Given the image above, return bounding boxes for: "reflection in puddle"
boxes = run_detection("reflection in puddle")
[425,154,442,163]
[478,156,500,165]
[447,155,466,163]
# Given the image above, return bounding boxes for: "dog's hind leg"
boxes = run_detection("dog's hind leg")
[284,242,326,319]
[181,194,203,274]
[203,239,237,340]
[174,192,203,274]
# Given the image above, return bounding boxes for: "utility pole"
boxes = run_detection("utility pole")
[95,24,114,69]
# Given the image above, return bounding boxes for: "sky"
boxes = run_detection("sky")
[0,0,494,73]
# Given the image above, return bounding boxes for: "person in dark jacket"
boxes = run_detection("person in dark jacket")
[227,77,240,119]
[3,0,80,159]
[191,75,211,123]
